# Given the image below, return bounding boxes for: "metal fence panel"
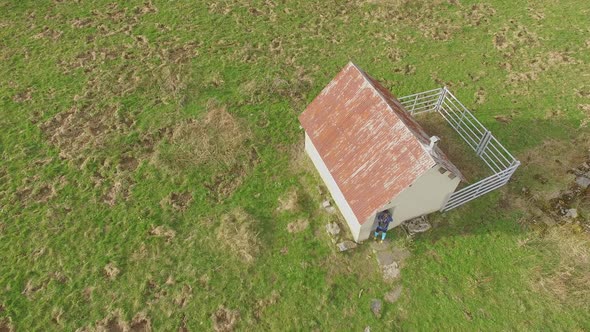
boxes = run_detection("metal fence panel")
[399,87,520,212]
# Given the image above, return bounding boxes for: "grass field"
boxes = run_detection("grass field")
[1,0,590,330]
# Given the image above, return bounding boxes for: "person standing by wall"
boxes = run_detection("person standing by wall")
[374,210,393,242]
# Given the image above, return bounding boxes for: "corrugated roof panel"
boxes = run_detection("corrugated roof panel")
[299,62,462,224]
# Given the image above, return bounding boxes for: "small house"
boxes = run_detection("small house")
[299,62,467,242]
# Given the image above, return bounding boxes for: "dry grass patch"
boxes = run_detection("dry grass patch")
[286,218,309,234]
[276,187,299,212]
[216,208,260,263]
[148,225,176,242]
[532,226,590,307]
[159,107,250,169]
[161,191,193,211]
[103,262,120,281]
[211,306,240,332]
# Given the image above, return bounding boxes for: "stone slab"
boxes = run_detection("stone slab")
[337,240,357,252]
[376,251,395,267]
[384,285,403,304]
[575,176,590,189]
[370,299,382,318]
[325,223,340,237]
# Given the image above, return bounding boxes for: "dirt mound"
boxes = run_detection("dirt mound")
[216,208,260,263]
[211,306,239,332]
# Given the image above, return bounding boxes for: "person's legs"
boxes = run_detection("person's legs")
[381,231,387,241]
[374,231,379,239]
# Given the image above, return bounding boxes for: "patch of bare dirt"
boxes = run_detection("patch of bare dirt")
[204,146,259,202]
[0,318,13,332]
[216,208,260,263]
[130,312,151,332]
[148,225,176,241]
[118,156,138,172]
[103,262,120,281]
[286,218,309,234]
[97,314,127,332]
[506,51,578,86]
[211,306,240,332]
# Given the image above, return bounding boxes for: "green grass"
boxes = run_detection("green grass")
[1,0,590,330]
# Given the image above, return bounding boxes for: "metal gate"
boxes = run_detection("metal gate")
[398,87,520,211]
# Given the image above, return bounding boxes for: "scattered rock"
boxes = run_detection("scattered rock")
[575,176,590,189]
[286,218,309,234]
[336,240,357,252]
[364,326,371,332]
[382,262,401,281]
[403,216,432,235]
[325,223,340,237]
[321,199,331,208]
[325,206,337,214]
[370,299,382,318]
[384,285,403,303]
[211,306,239,332]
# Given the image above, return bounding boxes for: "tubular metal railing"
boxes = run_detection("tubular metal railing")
[398,87,520,212]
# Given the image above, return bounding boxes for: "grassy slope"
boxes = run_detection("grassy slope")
[1,0,589,330]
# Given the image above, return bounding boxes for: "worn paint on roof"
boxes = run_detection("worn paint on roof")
[299,62,464,225]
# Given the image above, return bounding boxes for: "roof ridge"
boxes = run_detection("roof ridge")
[348,62,466,182]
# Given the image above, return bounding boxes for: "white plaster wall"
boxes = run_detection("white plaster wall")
[305,133,364,242]
[367,165,461,230]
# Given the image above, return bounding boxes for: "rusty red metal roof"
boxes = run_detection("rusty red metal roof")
[299,62,463,225]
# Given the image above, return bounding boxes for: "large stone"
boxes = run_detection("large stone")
[370,299,382,318]
[376,251,395,267]
[384,285,403,304]
[336,240,357,252]
[382,262,400,281]
[321,200,331,208]
[575,176,590,189]
[404,217,432,235]
[325,223,340,237]
[325,206,337,214]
